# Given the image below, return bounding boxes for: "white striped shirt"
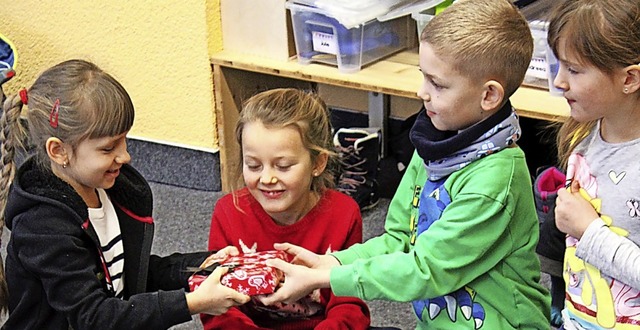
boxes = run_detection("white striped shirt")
[88,188,125,297]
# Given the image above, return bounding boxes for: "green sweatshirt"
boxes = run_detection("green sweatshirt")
[331,148,550,329]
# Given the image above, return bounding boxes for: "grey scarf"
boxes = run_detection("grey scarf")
[409,102,521,180]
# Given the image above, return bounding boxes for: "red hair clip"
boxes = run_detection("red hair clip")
[49,99,60,128]
[19,88,28,105]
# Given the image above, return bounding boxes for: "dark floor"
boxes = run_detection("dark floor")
[1,182,554,329]
[150,183,555,330]
[0,140,418,329]
[149,183,416,329]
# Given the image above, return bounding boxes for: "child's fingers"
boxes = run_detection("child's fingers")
[214,246,239,258]
[199,255,219,269]
[207,267,250,305]
[254,294,271,305]
[291,252,318,267]
[212,268,250,303]
[273,242,312,256]
[259,283,303,305]
[223,245,240,256]
[274,243,318,266]
[259,290,288,306]
[209,265,230,282]
[570,179,581,193]
[556,187,569,202]
[200,247,237,268]
[229,290,250,305]
[265,258,291,272]
[273,242,297,253]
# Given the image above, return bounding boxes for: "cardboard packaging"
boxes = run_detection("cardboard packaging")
[221,0,296,61]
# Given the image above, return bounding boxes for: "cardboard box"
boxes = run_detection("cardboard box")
[390,95,422,119]
[318,83,421,119]
[221,0,296,61]
[318,84,368,113]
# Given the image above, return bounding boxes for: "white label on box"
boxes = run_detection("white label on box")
[527,56,548,80]
[312,31,337,55]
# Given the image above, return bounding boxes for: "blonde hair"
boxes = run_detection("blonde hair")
[0,59,134,312]
[548,0,640,168]
[234,88,335,195]
[422,0,533,98]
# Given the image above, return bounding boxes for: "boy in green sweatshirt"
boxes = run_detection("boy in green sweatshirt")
[261,0,551,328]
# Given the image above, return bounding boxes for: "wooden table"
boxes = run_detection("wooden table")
[211,50,569,192]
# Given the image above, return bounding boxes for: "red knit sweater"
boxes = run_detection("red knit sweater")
[201,188,370,330]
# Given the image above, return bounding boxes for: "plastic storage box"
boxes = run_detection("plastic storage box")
[286,2,412,73]
[411,9,434,40]
[397,0,446,43]
[524,20,562,95]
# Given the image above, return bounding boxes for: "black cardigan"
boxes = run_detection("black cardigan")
[3,158,211,329]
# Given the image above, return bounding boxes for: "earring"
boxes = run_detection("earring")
[312,171,319,177]
[62,161,68,168]
[624,87,629,93]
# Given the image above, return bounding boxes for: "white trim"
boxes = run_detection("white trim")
[127,135,220,154]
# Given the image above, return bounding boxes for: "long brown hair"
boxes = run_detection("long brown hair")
[0,59,134,313]
[548,0,640,168]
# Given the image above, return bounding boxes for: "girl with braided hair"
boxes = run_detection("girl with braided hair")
[0,59,249,329]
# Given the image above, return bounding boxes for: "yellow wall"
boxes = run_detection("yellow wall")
[0,0,223,151]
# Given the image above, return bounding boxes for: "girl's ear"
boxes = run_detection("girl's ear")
[481,80,505,112]
[313,152,329,176]
[623,64,640,94]
[46,137,68,167]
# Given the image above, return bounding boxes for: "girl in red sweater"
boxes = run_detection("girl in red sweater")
[201,88,370,329]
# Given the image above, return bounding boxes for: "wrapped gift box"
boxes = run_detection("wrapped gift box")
[188,250,291,296]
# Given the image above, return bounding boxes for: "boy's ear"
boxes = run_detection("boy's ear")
[45,137,69,167]
[481,80,505,111]
[623,64,640,94]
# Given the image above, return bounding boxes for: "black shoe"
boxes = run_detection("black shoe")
[333,127,381,210]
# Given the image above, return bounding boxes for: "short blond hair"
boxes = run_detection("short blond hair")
[422,0,533,97]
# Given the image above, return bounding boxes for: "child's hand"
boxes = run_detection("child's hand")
[555,180,599,239]
[186,266,250,315]
[257,259,331,305]
[273,242,340,269]
[200,246,240,269]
